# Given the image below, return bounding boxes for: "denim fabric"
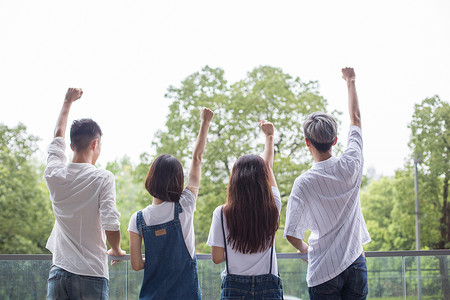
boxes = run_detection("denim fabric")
[137,202,201,300]
[308,254,368,300]
[46,265,108,300]
[221,273,283,300]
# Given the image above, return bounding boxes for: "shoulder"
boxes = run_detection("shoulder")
[212,205,224,218]
[129,211,138,223]
[293,173,310,188]
[93,168,115,181]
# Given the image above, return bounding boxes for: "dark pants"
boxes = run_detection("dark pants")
[47,265,108,300]
[221,273,283,300]
[308,254,368,300]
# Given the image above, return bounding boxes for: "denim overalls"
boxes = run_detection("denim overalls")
[136,202,201,300]
[220,210,283,300]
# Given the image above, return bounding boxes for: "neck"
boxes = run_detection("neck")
[312,150,333,162]
[152,198,164,205]
[72,152,95,165]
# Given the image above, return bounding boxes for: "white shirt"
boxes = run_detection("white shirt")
[284,126,371,287]
[128,189,197,259]
[207,187,281,278]
[44,137,121,280]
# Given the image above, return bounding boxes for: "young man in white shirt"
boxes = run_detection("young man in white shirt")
[284,68,371,299]
[44,88,125,300]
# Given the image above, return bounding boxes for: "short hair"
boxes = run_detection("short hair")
[70,118,102,151]
[303,112,338,152]
[145,154,184,203]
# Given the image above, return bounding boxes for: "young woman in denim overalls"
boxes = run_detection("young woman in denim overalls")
[128,108,214,300]
[207,120,283,300]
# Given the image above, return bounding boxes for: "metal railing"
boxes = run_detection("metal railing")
[1,250,449,300]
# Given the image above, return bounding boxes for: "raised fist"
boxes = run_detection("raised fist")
[65,88,83,103]
[341,68,356,82]
[260,120,274,136]
[201,107,214,123]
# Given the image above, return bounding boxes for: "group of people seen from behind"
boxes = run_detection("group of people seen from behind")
[44,67,370,300]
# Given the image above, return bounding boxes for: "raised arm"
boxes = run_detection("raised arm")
[54,88,83,138]
[260,120,277,187]
[186,107,214,197]
[342,67,361,128]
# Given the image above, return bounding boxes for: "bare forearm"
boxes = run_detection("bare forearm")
[192,121,210,162]
[262,135,274,168]
[54,101,72,138]
[105,230,122,253]
[189,120,211,188]
[287,235,309,254]
[347,81,361,128]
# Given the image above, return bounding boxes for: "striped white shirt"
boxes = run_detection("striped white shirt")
[284,126,371,287]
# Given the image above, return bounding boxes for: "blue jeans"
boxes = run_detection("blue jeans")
[221,273,283,300]
[47,265,108,300]
[308,254,368,300]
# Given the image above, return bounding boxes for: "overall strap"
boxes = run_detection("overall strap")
[269,243,274,274]
[136,210,144,236]
[174,201,183,220]
[220,207,230,274]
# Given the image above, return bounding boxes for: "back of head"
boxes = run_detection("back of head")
[303,112,338,152]
[224,154,279,254]
[145,154,184,203]
[70,118,103,151]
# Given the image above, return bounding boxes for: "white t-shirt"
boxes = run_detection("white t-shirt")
[207,186,281,278]
[128,189,197,259]
[44,137,121,280]
[284,126,371,287]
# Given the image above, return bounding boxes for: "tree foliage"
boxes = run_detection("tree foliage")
[0,123,53,253]
[139,65,338,252]
[408,96,449,249]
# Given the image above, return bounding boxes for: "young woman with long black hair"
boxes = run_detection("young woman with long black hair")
[128,107,214,300]
[207,120,283,299]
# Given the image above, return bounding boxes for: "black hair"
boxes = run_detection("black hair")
[145,154,184,202]
[70,118,102,151]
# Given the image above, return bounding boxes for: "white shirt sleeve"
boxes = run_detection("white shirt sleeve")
[98,172,121,231]
[272,186,282,213]
[206,206,225,248]
[179,188,196,215]
[341,126,363,166]
[44,137,66,177]
[128,211,139,235]
[284,179,308,239]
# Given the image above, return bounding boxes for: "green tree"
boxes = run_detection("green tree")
[106,156,153,253]
[361,171,440,251]
[0,123,53,253]
[408,95,449,249]
[408,95,450,297]
[142,65,339,253]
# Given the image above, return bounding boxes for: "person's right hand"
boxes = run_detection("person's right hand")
[260,120,274,136]
[108,248,126,266]
[341,67,355,82]
[65,88,83,103]
[201,107,214,123]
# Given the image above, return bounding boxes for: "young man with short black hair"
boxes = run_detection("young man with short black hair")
[45,88,125,300]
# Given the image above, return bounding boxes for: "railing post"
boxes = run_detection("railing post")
[414,158,422,300]
[402,256,406,300]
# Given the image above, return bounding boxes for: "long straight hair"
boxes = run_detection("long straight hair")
[223,154,279,254]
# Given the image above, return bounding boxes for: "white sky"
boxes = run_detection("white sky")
[1,0,449,176]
